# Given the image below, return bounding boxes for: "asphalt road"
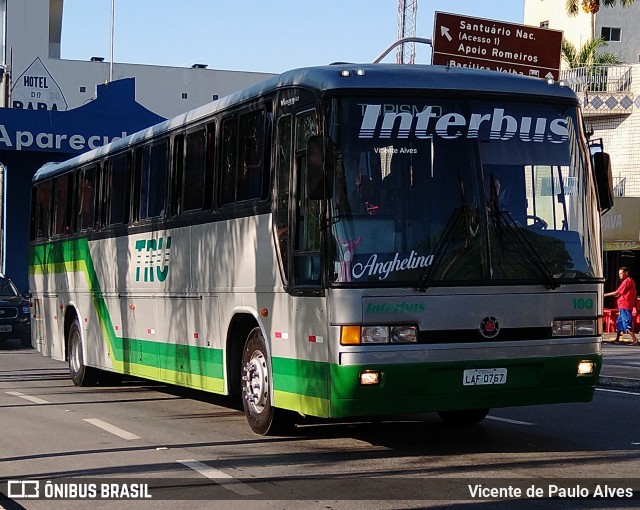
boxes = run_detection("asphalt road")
[1,340,639,510]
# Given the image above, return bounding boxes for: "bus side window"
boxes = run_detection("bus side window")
[204,122,215,210]
[220,117,238,205]
[171,133,185,216]
[31,181,51,240]
[220,107,269,205]
[237,109,266,201]
[143,140,168,219]
[106,153,131,226]
[76,165,96,231]
[183,128,207,212]
[275,115,292,283]
[52,173,73,235]
[292,110,321,287]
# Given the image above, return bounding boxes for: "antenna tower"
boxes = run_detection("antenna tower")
[396,0,418,64]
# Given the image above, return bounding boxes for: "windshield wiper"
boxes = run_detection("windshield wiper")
[490,207,559,289]
[415,207,465,292]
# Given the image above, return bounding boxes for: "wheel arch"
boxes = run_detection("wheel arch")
[63,304,81,361]
[225,310,268,398]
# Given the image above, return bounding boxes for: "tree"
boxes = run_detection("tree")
[566,0,636,15]
[565,0,636,37]
[561,38,621,68]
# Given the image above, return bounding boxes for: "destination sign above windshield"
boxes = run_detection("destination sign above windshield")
[432,12,562,80]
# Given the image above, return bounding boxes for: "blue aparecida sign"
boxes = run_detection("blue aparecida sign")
[0,77,166,155]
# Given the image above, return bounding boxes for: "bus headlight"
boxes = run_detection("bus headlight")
[341,325,420,344]
[552,319,598,337]
[390,325,417,343]
[575,319,598,336]
[361,326,389,344]
[552,320,573,336]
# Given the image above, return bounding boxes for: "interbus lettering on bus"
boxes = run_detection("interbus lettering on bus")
[357,104,569,143]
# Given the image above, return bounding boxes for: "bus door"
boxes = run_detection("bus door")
[292,109,322,291]
[274,99,329,410]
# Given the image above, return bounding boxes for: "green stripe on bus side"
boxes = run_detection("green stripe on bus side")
[29,240,225,391]
[271,356,331,415]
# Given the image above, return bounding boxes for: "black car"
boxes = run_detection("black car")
[0,275,31,347]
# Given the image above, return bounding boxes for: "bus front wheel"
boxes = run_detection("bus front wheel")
[68,319,98,386]
[241,327,295,435]
[437,408,490,425]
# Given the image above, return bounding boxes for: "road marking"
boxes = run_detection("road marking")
[5,391,51,404]
[596,387,640,396]
[178,459,261,496]
[83,418,140,440]
[486,416,535,426]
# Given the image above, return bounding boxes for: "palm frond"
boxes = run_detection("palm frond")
[566,0,580,15]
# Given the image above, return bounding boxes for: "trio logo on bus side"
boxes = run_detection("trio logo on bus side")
[134,236,172,283]
[358,104,568,143]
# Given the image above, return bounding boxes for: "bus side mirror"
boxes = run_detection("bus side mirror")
[307,135,334,200]
[592,152,614,213]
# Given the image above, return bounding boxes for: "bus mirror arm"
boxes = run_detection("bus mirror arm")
[307,135,334,200]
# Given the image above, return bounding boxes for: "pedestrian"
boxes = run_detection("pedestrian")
[604,267,639,345]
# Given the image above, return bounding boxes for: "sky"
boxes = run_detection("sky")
[60,1,525,74]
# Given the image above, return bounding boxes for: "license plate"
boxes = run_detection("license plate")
[0,325,12,332]
[463,368,507,386]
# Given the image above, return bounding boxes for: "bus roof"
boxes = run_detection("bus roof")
[33,64,578,181]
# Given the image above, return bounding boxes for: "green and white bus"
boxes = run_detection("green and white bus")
[29,64,613,435]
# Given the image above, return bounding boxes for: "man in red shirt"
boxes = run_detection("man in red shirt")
[604,267,638,344]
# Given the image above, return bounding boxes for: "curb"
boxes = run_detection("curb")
[598,376,640,390]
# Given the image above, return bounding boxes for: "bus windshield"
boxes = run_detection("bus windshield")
[328,96,601,287]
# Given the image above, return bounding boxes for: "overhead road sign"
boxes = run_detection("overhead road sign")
[432,12,563,80]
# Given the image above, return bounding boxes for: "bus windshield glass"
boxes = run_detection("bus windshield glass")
[328,96,601,287]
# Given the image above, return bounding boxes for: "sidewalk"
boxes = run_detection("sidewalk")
[599,333,640,390]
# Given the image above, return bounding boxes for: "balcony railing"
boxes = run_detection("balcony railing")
[560,64,633,93]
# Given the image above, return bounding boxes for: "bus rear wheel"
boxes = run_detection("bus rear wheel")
[241,327,295,435]
[437,408,490,425]
[68,319,98,386]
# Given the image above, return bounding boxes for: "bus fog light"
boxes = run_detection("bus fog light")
[552,320,573,336]
[577,360,595,376]
[359,370,380,385]
[390,325,417,343]
[362,326,389,344]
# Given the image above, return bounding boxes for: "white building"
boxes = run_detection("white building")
[524,0,640,64]
[0,0,274,117]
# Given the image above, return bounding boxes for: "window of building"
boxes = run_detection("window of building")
[601,27,622,42]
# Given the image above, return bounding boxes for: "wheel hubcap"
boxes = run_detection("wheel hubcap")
[70,333,81,374]
[242,350,268,413]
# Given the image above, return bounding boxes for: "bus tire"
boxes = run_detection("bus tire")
[241,327,295,435]
[437,408,490,425]
[68,319,98,387]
